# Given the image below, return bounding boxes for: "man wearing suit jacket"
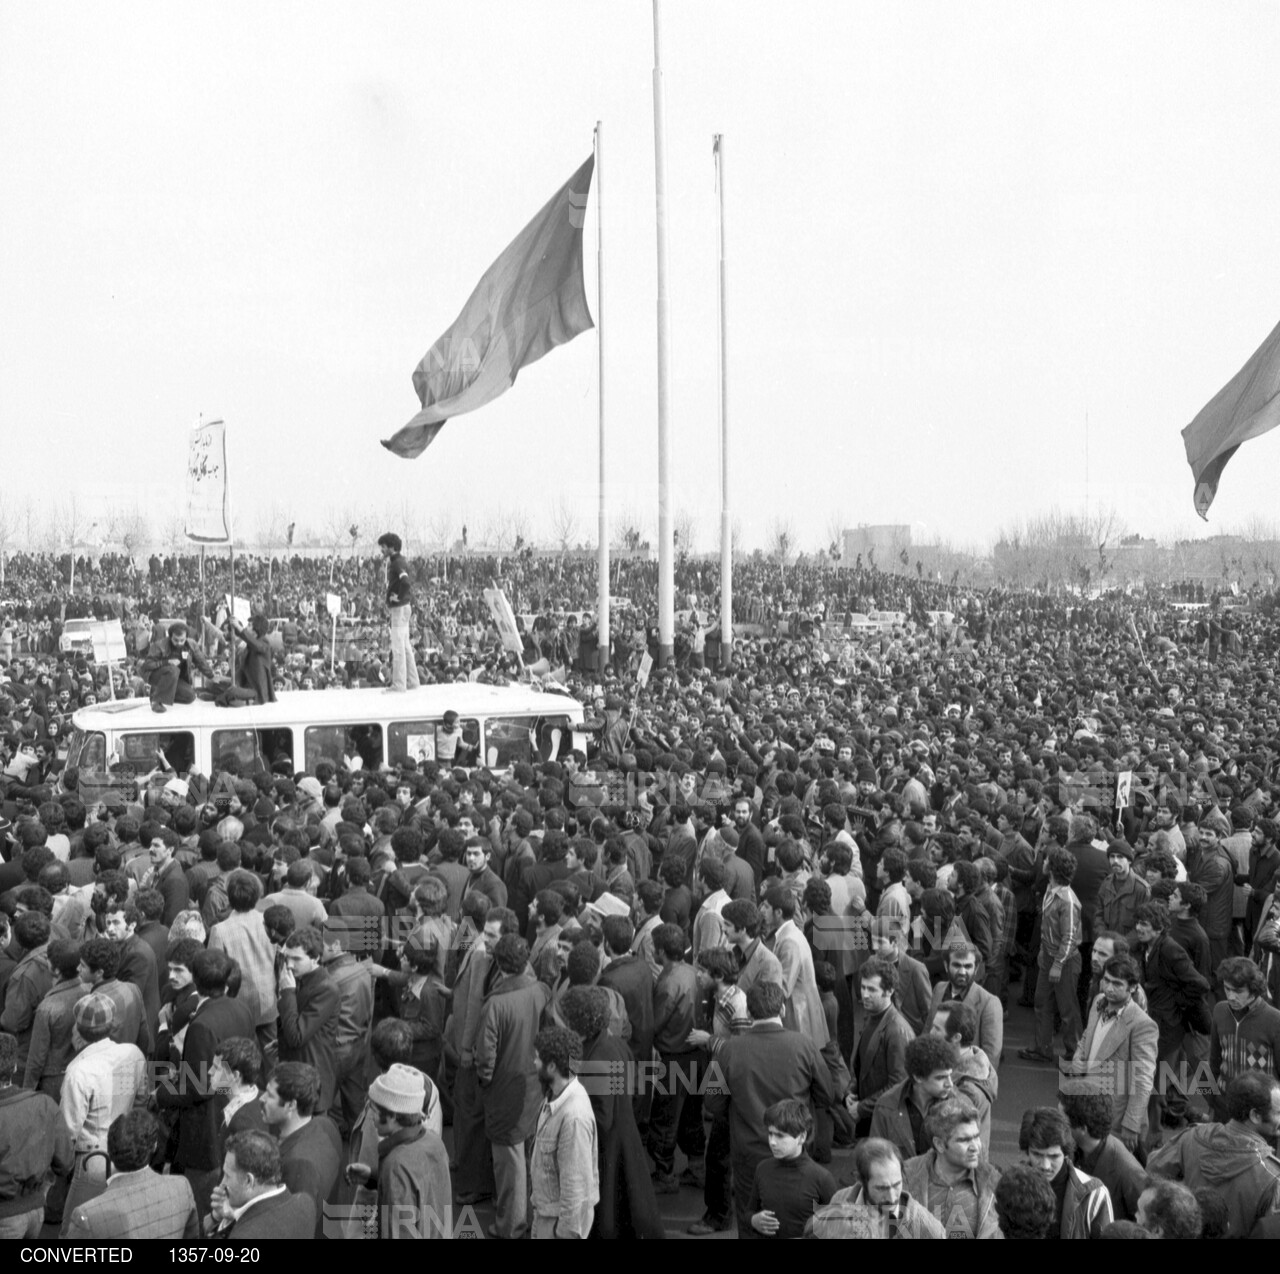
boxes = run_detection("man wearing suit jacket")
[722,899,783,996]
[869,918,932,1037]
[705,980,832,1237]
[213,1130,316,1241]
[761,887,829,1046]
[65,1110,198,1241]
[104,905,160,1050]
[143,830,190,927]
[277,927,341,1112]
[924,945,1003,1071]
[156,949,254,1218]
[597,917,655,1067]
[849,957,915,1136]
[1066,954,1158,1152]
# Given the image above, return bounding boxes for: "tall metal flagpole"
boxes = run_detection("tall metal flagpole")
[596,121,611,675]
[715,135,732,669]
[652,0,675,665]
[226,429,235,689]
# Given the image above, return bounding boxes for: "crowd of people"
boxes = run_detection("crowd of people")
[0,546,1278,1241]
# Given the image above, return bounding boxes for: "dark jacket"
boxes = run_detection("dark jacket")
[1138,931,1209,1033]
[232,626,276,705]
[0,1084,73,1219]
[279,1116,342,1240]
[0,944,54,1070]
[1188,842,1235,941]
[581,1030,664,1240]
[22,976,83,1091]
[156,992,256,1172]
[1210,997,1280,1089]
[708,1021,832,1163]
[1066,841,1111,943]
[1078,1134,1145,1221]
[474,970,550,1145]
[278,966,341,1112]
[598,954,656,1064]
[652,962,697,1054]
[1147,1121,1280,1238]
[223,1188,316,1241]
[852,1005,914,1109]
[117,934,160,1047]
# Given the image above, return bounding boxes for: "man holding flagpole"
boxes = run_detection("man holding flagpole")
[378,532,420,693]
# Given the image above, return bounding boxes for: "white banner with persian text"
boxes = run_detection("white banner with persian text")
[185,420,231,543]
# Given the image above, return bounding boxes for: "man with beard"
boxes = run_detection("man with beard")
[529,1026,599,1240]
[924,944,1002,1071]
[807,1138,945,1238]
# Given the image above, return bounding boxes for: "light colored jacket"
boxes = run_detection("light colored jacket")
[1067,997,1159,1135]
[529,1078,599,1238]
[771,919,829,1047]
[209,909,278,1027]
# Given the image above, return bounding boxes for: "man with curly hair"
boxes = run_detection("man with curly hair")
[530,1025,599,1240]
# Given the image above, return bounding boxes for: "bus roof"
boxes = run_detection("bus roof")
[71,684,584,733]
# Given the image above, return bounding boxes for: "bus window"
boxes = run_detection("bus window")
[68,730,107,774]
[305,723,383,773]
[113,731,195,778]
[212,729,264,776]
[258,728,294,774]
[537,716,575,762]
[435,718,479,768]
[388,721,437,767]
[484,715,538,769]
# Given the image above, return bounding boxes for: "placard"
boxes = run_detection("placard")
[185,420,231,543]
[483,588,524,656]
[87,620,128,664]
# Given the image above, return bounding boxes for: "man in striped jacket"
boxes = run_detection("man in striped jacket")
[1020,848,1082,1064]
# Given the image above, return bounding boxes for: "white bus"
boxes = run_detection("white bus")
[64,684,589,800]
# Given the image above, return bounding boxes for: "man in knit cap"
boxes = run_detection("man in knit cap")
[365,1064,452,1238]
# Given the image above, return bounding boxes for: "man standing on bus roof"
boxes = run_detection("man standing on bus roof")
[140,622,212,715]
[379,532,421,694]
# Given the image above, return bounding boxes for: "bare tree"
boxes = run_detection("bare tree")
[253,501,288,550]
[104,505,151,560]
[824,511,845,564]
[0,498,17,587]
[425,508,455,554]
[769,516,796,563]
[159,509,186,555]
[549,496,580,552]
[674,508,698,556]
[612,506,646,553]
[508,508,533,552]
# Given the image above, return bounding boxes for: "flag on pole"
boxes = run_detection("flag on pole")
[382,155,595,459]
[1182,316,1280,519]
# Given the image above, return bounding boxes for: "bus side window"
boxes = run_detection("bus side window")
[484,716,537,769]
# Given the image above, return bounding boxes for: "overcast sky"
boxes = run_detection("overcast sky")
[5,2,1280,554]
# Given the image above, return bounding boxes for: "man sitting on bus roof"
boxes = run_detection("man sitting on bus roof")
[139,623,212,715]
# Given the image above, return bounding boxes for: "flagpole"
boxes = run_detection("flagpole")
[652,0,675,666]
[596,120,611,676]
[715,134,732,670]
[226,427,235,690]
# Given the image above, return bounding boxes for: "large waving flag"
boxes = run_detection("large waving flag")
[382,154,595,459]
[1182,316,1280,519]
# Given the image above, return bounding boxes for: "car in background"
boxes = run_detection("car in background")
[59,618,95,656]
